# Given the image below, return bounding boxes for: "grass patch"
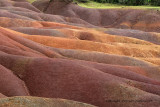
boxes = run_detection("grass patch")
[78,1,160,10]
[27,0,36,3]
[78,1,124,9]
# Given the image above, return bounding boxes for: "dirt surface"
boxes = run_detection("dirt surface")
[0,0,160,107]
[0,96,96,107]
[33,0,160,32]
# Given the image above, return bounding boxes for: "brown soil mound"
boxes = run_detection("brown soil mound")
[0,96,96,107]
[0,27,159,106]
[0,17,83,29]
[6,23,154,45]
[23,34,160,58]
[0,93,6,98]
[10,27,68,37]
[0,0,160,106]
[0,1,95,27]
[0,27,62,58]
[0,17,43,27]
[0,52,160,107]
[0,0,41,12]
[48,47,154,66]
[0,10,36,21]
[56,28,153,44]
[33,0,160,32]
[0,64,29,96]
[142,58,160,65]
[105,28,160,45]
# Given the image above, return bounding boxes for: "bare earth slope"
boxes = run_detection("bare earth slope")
[33,0,160,32]
[0,0,160,107]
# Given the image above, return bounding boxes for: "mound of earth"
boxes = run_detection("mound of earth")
[0,0,160,107]
[33,0,160,32]
[0,96,96,107]
[105,28,160,45]
[0,27,160,107]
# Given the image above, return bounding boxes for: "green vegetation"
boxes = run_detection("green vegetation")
[27,0,160,9]
[78,1,160,9]
[93,0,160,6]
[90,0,160,6]
[78,1,124,8]
[28,0,36,3]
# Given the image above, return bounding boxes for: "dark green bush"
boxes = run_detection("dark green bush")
[91,0,160,6]
[77,0,89,3]
[150,0,160,6]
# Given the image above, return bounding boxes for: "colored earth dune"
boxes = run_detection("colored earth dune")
[0,0,160,107]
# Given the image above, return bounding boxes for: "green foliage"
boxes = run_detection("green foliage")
[91,0,160,6]
[150,0,160,6]
[78,1,160,9]
[27,0,160,6]
[27,0,36,3]
[77,0,89,3]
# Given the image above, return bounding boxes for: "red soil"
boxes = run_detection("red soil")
[22,34,160,58]
[33,0,160,32]
[105,28,160,45]
[0,64,29,96]
[0,52,160,106]
[0,93,6,98]
[0,0,160,107]
[0,27,62,58]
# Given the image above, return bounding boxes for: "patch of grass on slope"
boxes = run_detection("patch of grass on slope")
[27,0,36,3]
[78,1,160,10]
[78,1,123,9]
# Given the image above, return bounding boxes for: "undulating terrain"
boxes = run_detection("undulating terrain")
[0,0,160,107]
